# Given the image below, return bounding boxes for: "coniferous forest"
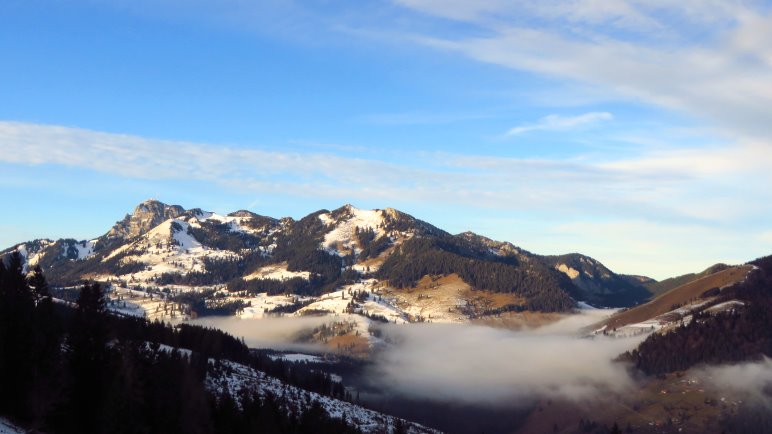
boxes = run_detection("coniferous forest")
[0,251,363,434]
[377,237,576,312]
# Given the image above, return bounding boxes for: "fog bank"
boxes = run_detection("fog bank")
[188,315,334,351]
[368,311,641,406]
[191,310,644,407]
[701,357,772,406]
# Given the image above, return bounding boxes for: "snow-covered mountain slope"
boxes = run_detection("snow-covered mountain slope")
[0,417,23,434]
[206,359,440,434]
[244,262,311,281]
[2,199,655,319]
[319,205,388,255]
[12,239,53,272]
[102,217,237,281]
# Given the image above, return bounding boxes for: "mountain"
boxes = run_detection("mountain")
[1,199,652,321]
[108,199,187,240]
[592,263,755,337]
[616,254,772,375]
[541,253,652,307]
[514,258,771,434]
[642,263,731,296]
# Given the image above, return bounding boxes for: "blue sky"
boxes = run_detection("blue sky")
[2,0,772,279]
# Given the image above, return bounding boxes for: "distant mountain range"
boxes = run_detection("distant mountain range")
[3,199,677,314]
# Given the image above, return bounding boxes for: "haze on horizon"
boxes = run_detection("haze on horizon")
[2,1,772,280]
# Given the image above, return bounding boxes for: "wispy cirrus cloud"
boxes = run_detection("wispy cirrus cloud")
[392,1,772,142]
[1,120,767,218]
[0,121,698,212]
[505,111,613,136]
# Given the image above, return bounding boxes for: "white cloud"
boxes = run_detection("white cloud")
[1,119,768,222]
[1,120,770,278]
[394,1,772,142]
[505,111,612,136]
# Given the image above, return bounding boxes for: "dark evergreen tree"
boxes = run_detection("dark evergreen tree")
[27,265,50,301]
[0,252,36,421]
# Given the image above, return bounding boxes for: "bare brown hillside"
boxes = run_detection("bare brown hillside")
[599,265,752,331]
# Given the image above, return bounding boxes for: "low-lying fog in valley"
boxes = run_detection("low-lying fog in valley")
[191,309,772,433]
[367,314,641,405]
[192,309,644,403]
[190,315,335,351]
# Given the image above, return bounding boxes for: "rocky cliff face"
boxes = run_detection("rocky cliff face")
[543,253,652,307]
[107,199,186,240]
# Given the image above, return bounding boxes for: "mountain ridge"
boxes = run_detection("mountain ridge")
[2,199,654,315]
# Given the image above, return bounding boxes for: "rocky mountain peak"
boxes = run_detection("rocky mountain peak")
[328,204,362,221]
[227,210,259,218]
[107,199,186,239]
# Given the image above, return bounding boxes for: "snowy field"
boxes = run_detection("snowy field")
[206,359,439,434]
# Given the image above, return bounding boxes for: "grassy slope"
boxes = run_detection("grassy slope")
[644,264,730,297]
[601,265,752,331]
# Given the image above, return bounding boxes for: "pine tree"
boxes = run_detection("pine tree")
[62,283,111,433]
[27,265,50,301]
[0,252,36,420]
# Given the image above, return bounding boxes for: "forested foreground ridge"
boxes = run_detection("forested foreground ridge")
[0,251,426,434]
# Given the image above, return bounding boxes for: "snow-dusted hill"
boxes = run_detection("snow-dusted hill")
[206,359,439,434]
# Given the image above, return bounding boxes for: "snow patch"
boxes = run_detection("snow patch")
[706,300,745,313]
[148,342,193,357]
[236,293,311,318]
[73,239,97,260]
[319,207,386,255]
[244,263,311,281]
[16,244,29,273]
[194,211,266,235]
[268,353,324,363]
[170,220,201,250]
